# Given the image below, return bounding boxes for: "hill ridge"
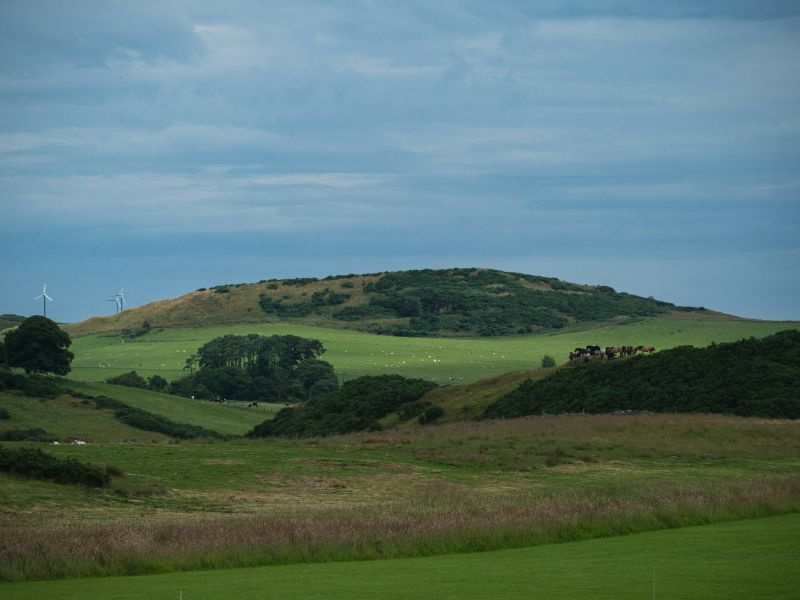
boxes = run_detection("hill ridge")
[64,267,708,338]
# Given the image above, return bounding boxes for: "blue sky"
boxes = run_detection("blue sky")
[1,1,799,323]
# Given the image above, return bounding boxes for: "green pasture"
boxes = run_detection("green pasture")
[0,385,276,442]
[67,317,800,384]
[67,382,280,436]
[3,513,798,599]
[3,413,799,531]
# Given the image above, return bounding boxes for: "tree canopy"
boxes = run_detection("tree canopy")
[171,334,336,404]
[4,316,74,375]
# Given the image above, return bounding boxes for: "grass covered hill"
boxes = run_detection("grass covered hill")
[484,329,800,420]
[65,268,708,338]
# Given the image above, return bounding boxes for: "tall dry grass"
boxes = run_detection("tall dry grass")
[2,475,798,582]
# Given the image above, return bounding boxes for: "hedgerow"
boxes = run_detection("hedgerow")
[91,396,223,439]
[0,445,110,487]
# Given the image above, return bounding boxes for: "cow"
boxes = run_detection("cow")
[637,345,656,353]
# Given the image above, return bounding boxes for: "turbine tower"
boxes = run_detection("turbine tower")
[106,289,126,314]
[34,284,53,317]
[106,296,121,314]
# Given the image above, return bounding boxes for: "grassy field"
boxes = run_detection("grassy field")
[67,316,800,384]
[0,384,277,442]
[2,412,798,580]
[2,513,798,599]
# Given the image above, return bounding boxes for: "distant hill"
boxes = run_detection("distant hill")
[65,268,714,338]
[0,314,26,333]
[483,329,800,420]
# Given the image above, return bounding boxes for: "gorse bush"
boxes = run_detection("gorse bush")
[0,445,110,487]
[484,330,800,420]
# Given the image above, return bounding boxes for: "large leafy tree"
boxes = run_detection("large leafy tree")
[4,316,74,375]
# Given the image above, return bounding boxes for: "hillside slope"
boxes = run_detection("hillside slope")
[484,329,800,419]
[65,268,710,338]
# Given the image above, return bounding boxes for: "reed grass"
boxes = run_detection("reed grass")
[2,475,798,582]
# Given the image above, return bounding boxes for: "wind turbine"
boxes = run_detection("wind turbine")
[106,289,126,314]
[106,296,121,314]
[35,284,53,317]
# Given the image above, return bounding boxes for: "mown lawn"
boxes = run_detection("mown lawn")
[2,513,798,599]
[67,317,800,384]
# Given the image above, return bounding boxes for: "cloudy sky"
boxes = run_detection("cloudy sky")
[2,1,799,323]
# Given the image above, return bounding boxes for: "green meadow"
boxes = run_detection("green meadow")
[3,513,798,599]
[2,409,798,580]
[67,316,800,384]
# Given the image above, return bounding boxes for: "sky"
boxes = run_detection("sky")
[1,0,799,323]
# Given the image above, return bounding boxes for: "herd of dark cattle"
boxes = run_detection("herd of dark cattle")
[569,345,655,361]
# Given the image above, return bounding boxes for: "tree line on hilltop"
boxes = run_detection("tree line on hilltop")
[483,329,800,420]
[257,268,693,337]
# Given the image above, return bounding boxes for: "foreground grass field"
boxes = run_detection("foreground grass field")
[2,412,798,581]
[3,513,798,599]
[67,315,800,384]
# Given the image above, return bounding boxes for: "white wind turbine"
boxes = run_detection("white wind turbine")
[35,284,53,317]
[106,296,121,314]
[106,289,126,314]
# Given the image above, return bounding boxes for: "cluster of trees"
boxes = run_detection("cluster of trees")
[1,316,73,375]
[483,330,800,420]
[169,334,338,404]
[257,268,687,337]
[249,374,438,437]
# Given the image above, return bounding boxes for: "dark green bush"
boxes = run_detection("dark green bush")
[106,371,148,389]
[250,374,437,438]
[0,444,110,487]
[0,407,9,420]
[484,330,800,420]
[418,405,444,424]
[540,355,556,368]
[0,428,56,442]
[147,374,168,392]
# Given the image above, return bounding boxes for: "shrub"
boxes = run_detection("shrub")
[20,375,66,398]
[250,374,438,438]
[106,371,148,389]
[0,428,56,442]
[147,374,168,392]
[0,445,110,487]
[0,407,9,419]
[418,405,444,425]
[540,355,556,368]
